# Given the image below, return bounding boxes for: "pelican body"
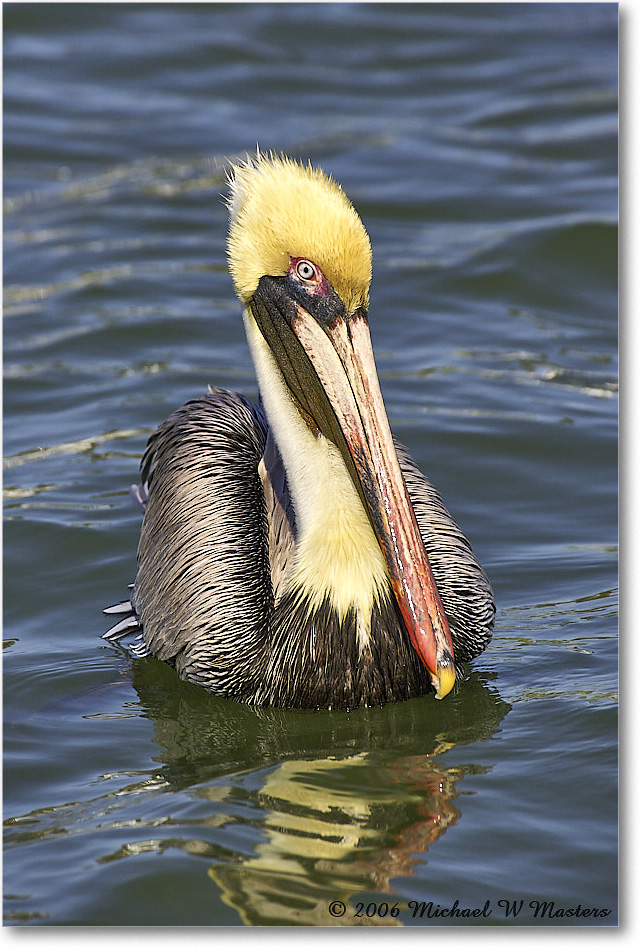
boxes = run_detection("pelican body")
[105,155,495,709]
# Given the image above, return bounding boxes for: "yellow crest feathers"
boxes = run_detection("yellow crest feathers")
[226,153,372,313]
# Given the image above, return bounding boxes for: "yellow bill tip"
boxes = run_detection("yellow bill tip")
[433,660,457,700]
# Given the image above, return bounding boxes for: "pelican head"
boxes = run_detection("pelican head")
[228,153,371,314]
[226,153,456,700]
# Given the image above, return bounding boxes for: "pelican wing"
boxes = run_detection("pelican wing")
[126,389,274,696]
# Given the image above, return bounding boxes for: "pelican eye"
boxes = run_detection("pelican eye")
[295,259,317,282]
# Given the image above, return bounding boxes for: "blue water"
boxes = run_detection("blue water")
[3,2,618,927]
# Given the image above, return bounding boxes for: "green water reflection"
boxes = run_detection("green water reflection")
[126,664,508,924]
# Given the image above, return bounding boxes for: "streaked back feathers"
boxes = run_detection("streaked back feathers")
[227,153,372,314]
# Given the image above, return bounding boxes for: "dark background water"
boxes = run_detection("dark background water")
[3,2,618,928]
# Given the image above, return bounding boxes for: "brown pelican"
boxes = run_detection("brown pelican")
[104,153,494,709]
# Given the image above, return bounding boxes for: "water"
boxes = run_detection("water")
[3,2,618,928]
